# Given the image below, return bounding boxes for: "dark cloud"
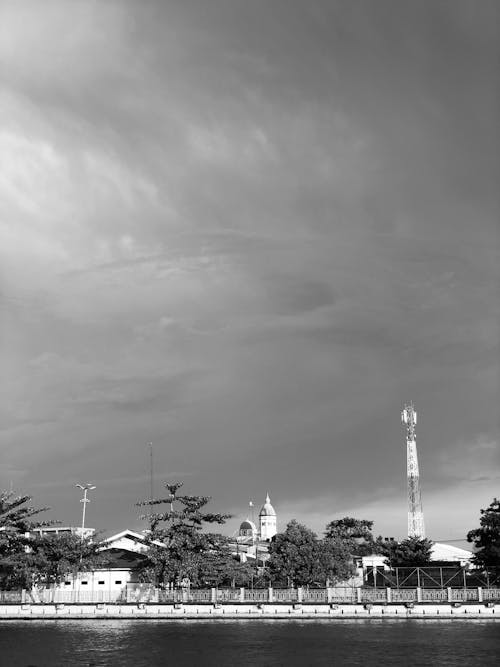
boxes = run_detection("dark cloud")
[0,0,498,539]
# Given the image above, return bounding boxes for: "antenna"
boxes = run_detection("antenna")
[402,403,425,538]
[148,442,154,503]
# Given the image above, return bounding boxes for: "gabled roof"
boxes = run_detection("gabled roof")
[431,542,472,563]
[101,529,165,553]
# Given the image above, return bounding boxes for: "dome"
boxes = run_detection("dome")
[259,493,276,517]
[239,519,256,532]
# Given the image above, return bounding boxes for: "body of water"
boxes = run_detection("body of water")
[0,619,498,666]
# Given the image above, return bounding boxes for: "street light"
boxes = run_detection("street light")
[75,483,96,539]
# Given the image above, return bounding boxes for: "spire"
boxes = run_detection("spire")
[265,493,270,504]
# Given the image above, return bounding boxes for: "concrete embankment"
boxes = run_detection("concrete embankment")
[0,603,497,619]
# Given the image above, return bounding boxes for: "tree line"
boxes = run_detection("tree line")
[1,485,498,590]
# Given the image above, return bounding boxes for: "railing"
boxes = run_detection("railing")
[1,586,499,605]
[329,587,357,604]
[0,590,22,604]
[274,588,298,602]
[302,589,327,603]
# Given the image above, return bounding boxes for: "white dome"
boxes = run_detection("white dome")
[259,493,276,517]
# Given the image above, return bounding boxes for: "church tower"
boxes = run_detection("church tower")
[259,493,277,540]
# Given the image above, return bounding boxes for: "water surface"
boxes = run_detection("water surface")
[0,619,498,666]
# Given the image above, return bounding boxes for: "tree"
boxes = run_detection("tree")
[1,533,108,591]
[0,491,52,533]
[137,481,231,587]
[316,538,356,586]
[268,520,354,587]
[197,534,255,587]
[0,490,55,590]
[467,498,500,571]
[375,536,434,567]
[268,520,319,587]
[324,517,374,557]
[325,517,374,542]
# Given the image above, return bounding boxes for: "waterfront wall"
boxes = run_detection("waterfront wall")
[1,585,498,606]
[0,602,497,620]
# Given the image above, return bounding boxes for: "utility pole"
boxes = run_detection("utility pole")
[402,403,425,538]
[75,483,96,539]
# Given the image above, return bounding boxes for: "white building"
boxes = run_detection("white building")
[237,493,277,543]
[259,494,277,541]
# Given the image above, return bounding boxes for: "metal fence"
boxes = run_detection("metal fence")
[1,585,499,605]
[365,566,500,589]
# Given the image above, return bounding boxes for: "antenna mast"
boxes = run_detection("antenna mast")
[148,442,154,503]
[401,403,425,538]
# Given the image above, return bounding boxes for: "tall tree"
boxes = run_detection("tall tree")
[467,498,500,571]
[268,520,318,587]
[316,538,356,586]
[137,481,231,587]
[268,520,354,587]
[375,536,434,567]
[324,517,374,557]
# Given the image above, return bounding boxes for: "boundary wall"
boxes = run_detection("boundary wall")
[0,602,497,620]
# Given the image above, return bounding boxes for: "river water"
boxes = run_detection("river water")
[0,619,498,666]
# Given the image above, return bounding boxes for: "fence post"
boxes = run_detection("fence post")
[447,587,452,603]
[327,587,333,603]
[211,588,216,603]
[416,587,422,603]
[477,587,483,602]
[268,587,273,603]
[356,588,362,604]
[240,587,245,603]
[297,587,303,603]
[386,587,392,604]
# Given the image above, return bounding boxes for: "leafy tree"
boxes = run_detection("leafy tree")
[268,520,318,587]
[268,520,354,587]
[325,517,374,541]
[467,498,500,571]
[316,538,356,585]
[137,481,231,587]
[1,533,107,590]
[375,536,433,567]
[324,517,374,557]
[198,534,255,587]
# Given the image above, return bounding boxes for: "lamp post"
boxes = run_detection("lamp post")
[76,483,96,539]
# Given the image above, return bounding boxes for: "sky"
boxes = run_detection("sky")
[0,0,498,542]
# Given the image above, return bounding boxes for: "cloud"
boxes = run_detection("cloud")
[0,1,497,537]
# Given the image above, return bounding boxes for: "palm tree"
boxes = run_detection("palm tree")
[0,491,51,534]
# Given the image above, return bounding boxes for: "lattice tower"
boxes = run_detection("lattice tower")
[401,403,425,538]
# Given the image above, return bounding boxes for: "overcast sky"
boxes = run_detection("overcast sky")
[1,0,498,542]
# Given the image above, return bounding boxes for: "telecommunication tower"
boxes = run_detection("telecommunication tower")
[401,403,425,538]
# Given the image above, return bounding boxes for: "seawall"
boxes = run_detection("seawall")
[0,603,497,620]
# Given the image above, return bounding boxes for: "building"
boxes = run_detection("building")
[259,494,277,541]
[237,493,277,543]
[233,494,278,565]
[30,526,95,540]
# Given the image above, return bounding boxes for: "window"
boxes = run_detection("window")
[81,581,88,586]
[115,580,122,585]
[64,582,71,586]
[98,581,105,585]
